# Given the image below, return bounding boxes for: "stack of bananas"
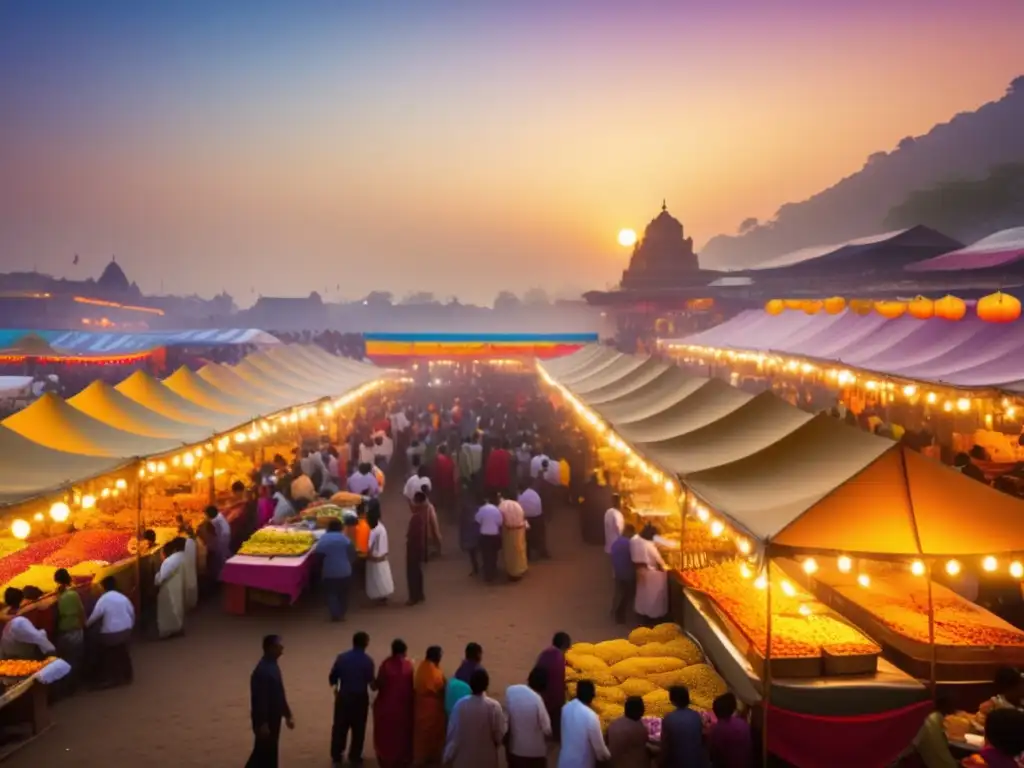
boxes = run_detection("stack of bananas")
[238,530,315,557]
[564,623,730,729]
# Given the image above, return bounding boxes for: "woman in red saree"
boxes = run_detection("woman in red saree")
[373,639,415,768]
[413,645,446,765]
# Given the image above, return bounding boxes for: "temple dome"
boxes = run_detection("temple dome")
[97,258,130,292]
[620,200,700,289]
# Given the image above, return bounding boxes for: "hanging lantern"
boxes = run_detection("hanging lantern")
[976,291,1022,323]
[934,294,966,321]
[783,299,803,310]
[849,299,873,316]
[907,296,935,320]
[765,299,786,316]
[874,300,907,319]
[823,296,846,315]
[803,300,823,315]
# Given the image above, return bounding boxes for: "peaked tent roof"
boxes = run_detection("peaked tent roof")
[541,348,1024,557]
[162,367,266,417]
[2,392,186,457]
[0,426,130,506]
[905,227,1024,272]
[597,367,715,425]
[565,355,649,396]
[68,381,213,441]
[541,345,609,379]
[195,363,294,407]
[582,358,671,405]
[115,371,236,430]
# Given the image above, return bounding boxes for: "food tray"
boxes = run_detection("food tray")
[823,647,880,676]
[239,549,311,559]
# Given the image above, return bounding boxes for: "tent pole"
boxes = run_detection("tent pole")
[762,554,773,767]
[927,567,937,695]
[134,460,144,616]
[208,450,217,506]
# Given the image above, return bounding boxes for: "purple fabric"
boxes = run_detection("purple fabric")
[907,246,1024,272]
[220,551,314,603]
[850,319,981,371]
[895,323,1022,379]
[786,313,888,358]
[534,647,566,720]
[708,716,753,768]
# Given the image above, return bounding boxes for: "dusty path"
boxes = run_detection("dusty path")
[10,487,622,767]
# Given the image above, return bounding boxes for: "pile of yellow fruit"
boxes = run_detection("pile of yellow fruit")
[564,623,729,730]
[0,657,54,677]
[238,530,315,557]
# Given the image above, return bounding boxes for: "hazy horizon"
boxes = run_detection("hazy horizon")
[2,1,1022,305]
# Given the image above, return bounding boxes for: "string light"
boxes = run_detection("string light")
[945,559,961,576]
[1010,561,1023,579]
[736,538,752,555]
[780,580,796,597]
[983,556,998,573]
[114,479,127,490]
[49,502,70,522]
[754,575,767,590]
[710,520,725,538]
[798,604,812,617]
[837,555,852,573]
[81,494,96,510]
[857,574,871,588]
[10,519,30,540]
[739,563,753,579]
[802,558,818,575]
[911,560,926,576]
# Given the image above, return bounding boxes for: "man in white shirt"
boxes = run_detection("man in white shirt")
[558,681,611,768]
[1,587,56,658]
[518,481,549,561]
[603,493,624,554]
[403,472,432,502]
[270,491,295,526]
[474,497,504,583]
[529,452,550,479]
[347,463,381,498]
[505,667,552,765]
[87,577,136,688]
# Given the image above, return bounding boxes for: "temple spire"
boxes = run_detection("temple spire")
[661,199,667,212]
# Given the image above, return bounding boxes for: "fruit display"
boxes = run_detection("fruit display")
[41,531,132,568]
[329,491,364,506]
[813,565,1024,649]
[238,529,315,557]
[683,561,880,659]
[0,658,55,677]
[0,535,73,588]
[0,540,26,558]
[563,623,731,730]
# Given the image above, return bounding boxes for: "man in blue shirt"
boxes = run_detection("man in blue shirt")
[328,631,375,766]
[610,523,636,624]
[315,519,354,622]
[660,685,708,767]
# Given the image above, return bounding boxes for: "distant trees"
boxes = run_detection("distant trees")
[400,291,437,305]
[362,291,393,307]
[493,290,521,311]
[884,162,1024,241]
[522,288,550,306]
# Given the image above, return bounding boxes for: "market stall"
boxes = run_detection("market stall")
[540,345,1024,767]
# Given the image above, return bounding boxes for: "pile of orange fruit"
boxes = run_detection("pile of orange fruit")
[0,657,54,677]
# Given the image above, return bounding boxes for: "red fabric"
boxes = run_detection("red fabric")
[484,448,511,491]
[433,454,455,492]
[373,655,415,767]
[766,700,932,768]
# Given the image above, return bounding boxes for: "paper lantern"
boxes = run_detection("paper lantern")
[976,291,1022,323]
[765,299,785,316]
[823,296,846,315]
[803,300,823,315]
[934,295,966,321]
[907,296,935,320]
[849,299,873,316]
[783,299,803,310]
[874,301,907,319]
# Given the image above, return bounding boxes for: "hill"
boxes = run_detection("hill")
[701,76,1024,269]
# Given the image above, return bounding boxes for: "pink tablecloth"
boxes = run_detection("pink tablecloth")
[220,549,315,603]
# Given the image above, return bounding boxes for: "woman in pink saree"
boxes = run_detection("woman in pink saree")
[373,638,415,768]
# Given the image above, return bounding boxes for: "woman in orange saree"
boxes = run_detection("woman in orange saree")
[413,646,446,765]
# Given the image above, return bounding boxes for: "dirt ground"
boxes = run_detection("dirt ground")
[10,488,624,767]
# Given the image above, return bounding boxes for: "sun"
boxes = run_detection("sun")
[617,228,637,247]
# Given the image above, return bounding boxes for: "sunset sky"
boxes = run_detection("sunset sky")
[1,1,1021,306]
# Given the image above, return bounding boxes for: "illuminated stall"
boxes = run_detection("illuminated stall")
[540,346,1024,767]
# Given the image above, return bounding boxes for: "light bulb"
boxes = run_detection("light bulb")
[753,575,767,590]
[146,461,157,473]
[780,580,796,597]
[837,556,852,573]
[957,398,971,413]
[49,501,70,522]
[802,558,818,575]
[115,479,127,490]
[1011,561,1024,579]
[710,520,725,538]
[81,494,96,510]
[697,507,710,523]
[663,480,675,494]
[33,512,43,522]
[157,462,166,474]
[183,453,195,468]
[11,519,31,540]
[798,604,812,617]
[857,573,871,588]
[739,563,753,579]
[945,559,961,576]
[911,560,926,577]
[736,539,752,555]
[983,556,998,573]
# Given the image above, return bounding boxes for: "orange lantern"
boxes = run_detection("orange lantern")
[849,299,873,316]
[875,300,907,319]
[783,299,803,310]
[823,296,846,315]
[765,299,786,316]
[934,294,966,321]
[803,300,823,315]
[976,291,1022,323]
[907,296,934,320]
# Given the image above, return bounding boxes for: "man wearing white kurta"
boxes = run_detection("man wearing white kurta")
[603,495,624,554]
[182,535,199,610]
[558,682,611,768]
[632,527,668,623]
[155,542,186,638]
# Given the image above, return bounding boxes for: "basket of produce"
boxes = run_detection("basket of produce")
[303,504,352,529]
[329,491,364,507]
[0,657,55,679]
[238,530,315,558]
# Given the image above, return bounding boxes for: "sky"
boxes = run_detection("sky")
[1,1,1022,307]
